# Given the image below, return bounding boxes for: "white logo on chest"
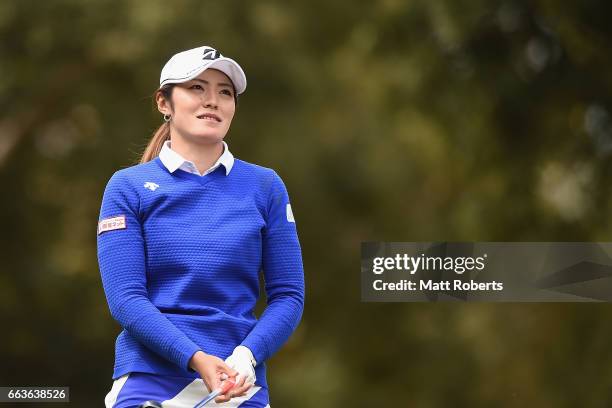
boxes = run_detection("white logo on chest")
[144,182,160,191]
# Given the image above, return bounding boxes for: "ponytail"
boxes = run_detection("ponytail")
[139,84,175,164]
[140,122,170,164]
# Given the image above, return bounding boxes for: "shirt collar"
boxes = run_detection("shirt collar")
[159,140,234,176]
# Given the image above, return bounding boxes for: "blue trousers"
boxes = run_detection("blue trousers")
[105,372,270,408]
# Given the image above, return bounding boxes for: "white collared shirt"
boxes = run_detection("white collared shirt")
[158,140,234,176]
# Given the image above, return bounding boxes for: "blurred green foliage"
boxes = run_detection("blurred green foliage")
[2,0,612,406]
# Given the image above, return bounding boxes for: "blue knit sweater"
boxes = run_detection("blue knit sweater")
[97,157,305,389]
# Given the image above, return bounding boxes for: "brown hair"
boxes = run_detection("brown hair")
[140,84,175,164]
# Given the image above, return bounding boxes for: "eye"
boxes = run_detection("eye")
[190,84,203,90]
[220,89,233,96]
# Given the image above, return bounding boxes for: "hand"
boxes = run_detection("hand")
[189,351,237,399]
[214,346,256,403]
[213,373,251,404]
[225,345,256,386]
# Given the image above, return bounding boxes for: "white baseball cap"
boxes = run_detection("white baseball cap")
[159,46,247,94]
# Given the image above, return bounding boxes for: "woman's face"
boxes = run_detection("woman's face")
[159,68,236,144]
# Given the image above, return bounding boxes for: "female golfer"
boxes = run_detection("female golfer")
[97,45,305,408]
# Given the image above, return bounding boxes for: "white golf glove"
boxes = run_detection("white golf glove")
[225,346,257,386]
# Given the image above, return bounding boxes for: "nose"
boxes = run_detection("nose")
[202,89,218,109]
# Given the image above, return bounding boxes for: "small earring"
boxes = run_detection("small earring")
[163,114,171,122]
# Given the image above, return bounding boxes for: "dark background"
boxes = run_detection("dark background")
[2,1,612,406]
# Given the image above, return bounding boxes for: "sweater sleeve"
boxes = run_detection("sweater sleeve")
[241,171,305,365]
[97,171,201,371]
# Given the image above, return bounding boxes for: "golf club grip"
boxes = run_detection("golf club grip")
[221,379,236,394]
[193,379,237,408]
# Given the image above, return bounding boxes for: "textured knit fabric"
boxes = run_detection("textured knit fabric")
[97,156,305,390]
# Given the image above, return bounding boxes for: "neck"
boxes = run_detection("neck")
[169,133,224,175]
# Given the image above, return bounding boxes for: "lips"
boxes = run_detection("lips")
[197,113,222,122]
